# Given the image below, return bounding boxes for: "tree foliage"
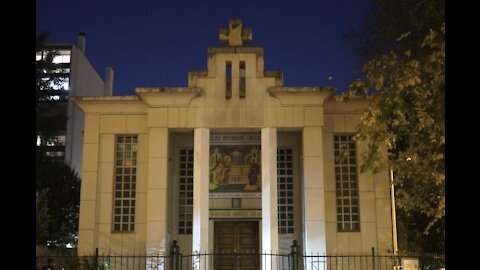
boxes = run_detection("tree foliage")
[346,0,445,64]
[36,189,50,243]
[36,160,81,246]
[341,24,444,252]
[342,0,445,253]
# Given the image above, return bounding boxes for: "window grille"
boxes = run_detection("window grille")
[277,147,295,234]
[334,135,360,232]
[113,135,137,232]
[178,148,194,234]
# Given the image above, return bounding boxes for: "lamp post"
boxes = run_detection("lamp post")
[390,168,398,256]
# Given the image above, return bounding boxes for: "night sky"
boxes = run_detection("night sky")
[36,0,370,96]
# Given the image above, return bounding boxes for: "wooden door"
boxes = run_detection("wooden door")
[214,221,259,270]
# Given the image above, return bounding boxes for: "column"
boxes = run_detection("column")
[77,114,99,255]
[146,128,169,255]
[192,128,210,270]
[302,127,327,256]
[261,127,278,269]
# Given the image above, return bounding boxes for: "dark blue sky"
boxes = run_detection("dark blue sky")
[36,0,369,96]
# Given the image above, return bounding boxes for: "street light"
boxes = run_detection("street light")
[391,156,411,256]
[390,168,398,256]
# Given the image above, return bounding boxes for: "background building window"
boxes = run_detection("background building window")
[178,148,194,234]
[36,49,71,64]
[277,147,295,234]
[334,135,360,232]
[113,135,137,232]
[52,49,71,64]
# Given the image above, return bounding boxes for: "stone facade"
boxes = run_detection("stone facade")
[73,19,393,267]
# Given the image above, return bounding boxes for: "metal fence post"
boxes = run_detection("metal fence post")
[371,247,375,270]
[93,248,99,270]
[170,240,180,270]
[290,240,299,270]
[234,251,239,270]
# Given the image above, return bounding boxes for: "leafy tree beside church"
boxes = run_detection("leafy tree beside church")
[343,0,445,253]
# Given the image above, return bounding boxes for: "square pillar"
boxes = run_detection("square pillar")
[192,128,210,269]
[302,127,327,255]
[261,127,278,269]
[77,114,100,255]
[146,128,169,255]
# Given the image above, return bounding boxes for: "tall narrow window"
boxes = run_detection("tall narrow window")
[113,135,137,232]
[239,61,246,98]
[334,135,360,232]
[277,147,295,234]
[226,61,232,99]
[178,148,194,234]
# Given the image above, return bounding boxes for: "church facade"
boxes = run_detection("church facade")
[74,19,393,266]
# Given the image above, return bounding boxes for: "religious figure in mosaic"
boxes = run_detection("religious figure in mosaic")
[209,143,261,193]
[244,157,260,191]
[210,154,232,189]
[243,147,259,165]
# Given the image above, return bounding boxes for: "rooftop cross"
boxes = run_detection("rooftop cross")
[219,19,252,46]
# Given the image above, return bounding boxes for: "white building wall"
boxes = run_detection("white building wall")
[323,99,393,255]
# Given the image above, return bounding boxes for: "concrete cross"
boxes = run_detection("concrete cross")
[219,19,252,46]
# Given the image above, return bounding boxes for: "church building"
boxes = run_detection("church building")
[73,19,393,268]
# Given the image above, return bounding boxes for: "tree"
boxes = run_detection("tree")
[36,160,81,246]
[342,0,445,253]
[36,189,50,244]
[341,24,444,253]
[345,0,445,65]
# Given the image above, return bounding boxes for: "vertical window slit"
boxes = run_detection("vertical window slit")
[226,61,232,99]
[239,61,246,98]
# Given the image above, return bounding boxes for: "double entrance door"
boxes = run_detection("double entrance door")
[214,221,259,270]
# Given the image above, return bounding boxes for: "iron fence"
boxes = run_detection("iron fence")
[36,240,445,270]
